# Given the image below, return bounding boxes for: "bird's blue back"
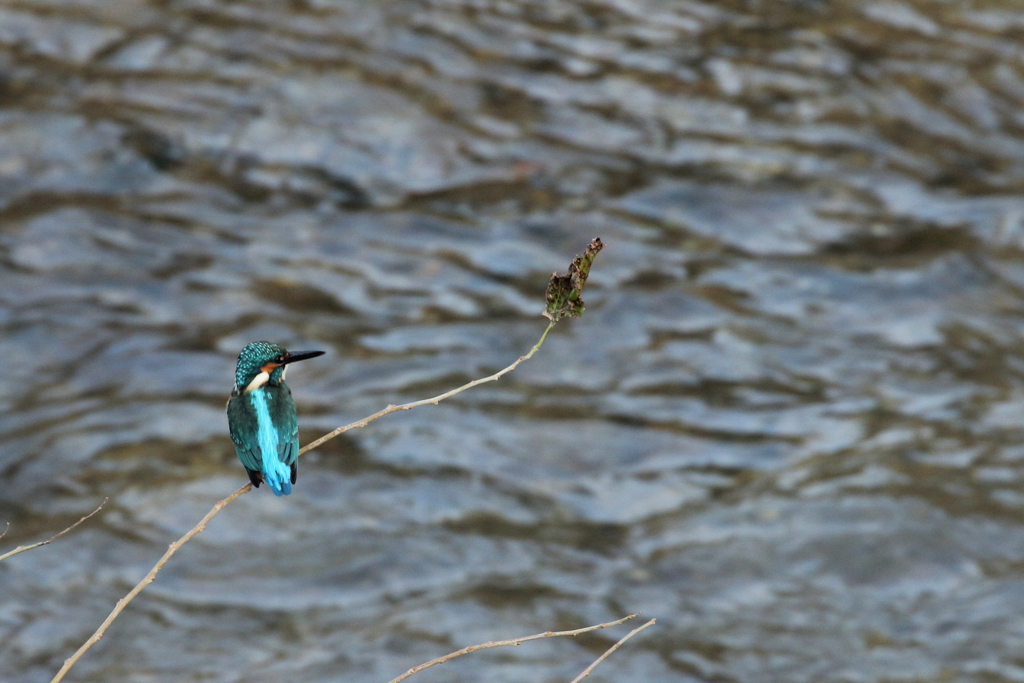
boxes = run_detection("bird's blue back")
[228,382,299,496]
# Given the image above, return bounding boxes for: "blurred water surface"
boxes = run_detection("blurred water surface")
[4,0,1024,681]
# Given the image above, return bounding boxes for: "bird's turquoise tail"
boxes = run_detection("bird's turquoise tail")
[264,463,292,496]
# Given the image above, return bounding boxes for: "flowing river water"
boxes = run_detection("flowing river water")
[4,1,1024,681]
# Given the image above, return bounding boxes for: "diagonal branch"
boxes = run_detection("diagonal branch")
[52,238,605,682]
[386,613,640,683]
[300,320,555,454]
[51,321,558,683]
[569,618,656,683]
[0,499,107,564]
[49,486,250,683]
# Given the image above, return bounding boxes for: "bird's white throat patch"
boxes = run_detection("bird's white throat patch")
[244,371,270,393]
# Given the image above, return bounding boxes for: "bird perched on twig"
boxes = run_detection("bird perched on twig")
[227,341,324,495]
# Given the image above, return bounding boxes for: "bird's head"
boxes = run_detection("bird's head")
[235,341,325,392]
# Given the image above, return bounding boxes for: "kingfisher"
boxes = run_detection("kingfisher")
[227,341,324,496]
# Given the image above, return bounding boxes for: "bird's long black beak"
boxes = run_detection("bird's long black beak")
[281,350,325,365]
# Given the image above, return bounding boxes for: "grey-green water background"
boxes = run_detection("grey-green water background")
[4,1,1024,681]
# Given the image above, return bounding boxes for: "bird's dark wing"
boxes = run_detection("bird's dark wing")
[268,382,301,468]
[227,393,263,487]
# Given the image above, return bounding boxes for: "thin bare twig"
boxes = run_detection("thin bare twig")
[50,486,250,683]
[51,321,559,683]
[0,499,107,564]
[300,320,556,454]
[569,618,656,683]
[386,614,640,683]
[0,521,9,543]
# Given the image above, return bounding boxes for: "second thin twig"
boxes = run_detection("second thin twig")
[387,613,641,683]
